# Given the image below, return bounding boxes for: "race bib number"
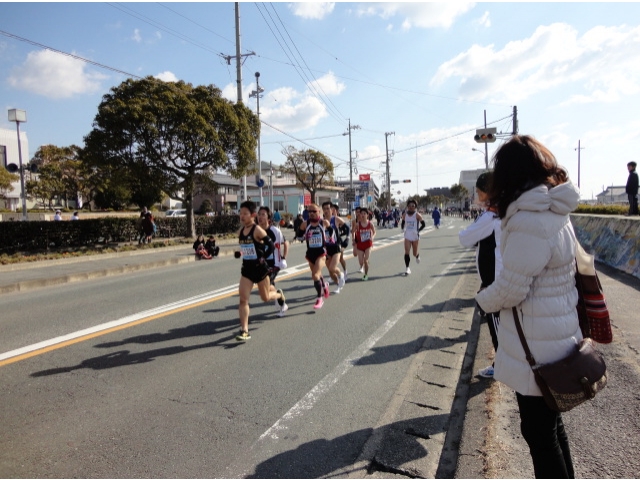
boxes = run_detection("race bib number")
[407,220,416,230]
[360,230,371,242]
[240,243,258,260]
[309,232,324,248]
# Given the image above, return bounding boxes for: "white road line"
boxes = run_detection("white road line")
[0,235,410,364]
[255,254,462,443]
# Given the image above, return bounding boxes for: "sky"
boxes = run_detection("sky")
[2,1,640,202]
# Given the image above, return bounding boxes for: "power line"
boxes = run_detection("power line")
[0,29,142,79]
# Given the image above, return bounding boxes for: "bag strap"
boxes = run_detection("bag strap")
[512,306,538,367]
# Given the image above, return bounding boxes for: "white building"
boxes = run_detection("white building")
[459,168,490,208]
[0,126,30,212]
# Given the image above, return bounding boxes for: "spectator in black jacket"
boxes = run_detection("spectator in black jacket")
[626,161,639,215]
[205,235,220,257]
[193,235,212,260]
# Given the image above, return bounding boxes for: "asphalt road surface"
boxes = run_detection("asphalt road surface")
[1,218,475,478]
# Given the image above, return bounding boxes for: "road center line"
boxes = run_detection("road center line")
[0,235,408,367]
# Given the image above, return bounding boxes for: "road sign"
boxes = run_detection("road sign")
[391,180,400,185]
[358,173,371,181]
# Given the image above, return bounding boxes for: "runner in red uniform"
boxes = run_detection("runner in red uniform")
[354,208,376,280]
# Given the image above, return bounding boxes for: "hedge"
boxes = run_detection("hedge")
[0,215,240,254]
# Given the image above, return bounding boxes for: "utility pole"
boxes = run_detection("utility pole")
[345,119,360,214]
[250,72,264,206]
[415,142,419,196]
[483,110,489,170]
[575,140,585,189]
[512,105,518,135]
[385,131,395,210]
[223,3,255,205]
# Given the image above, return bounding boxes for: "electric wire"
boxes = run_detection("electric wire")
[268,2,346,123]
[254,3,345,126]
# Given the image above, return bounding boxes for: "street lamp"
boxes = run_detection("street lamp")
[8,109,27,221]
[471,147,488,169]
[249,72,265,206]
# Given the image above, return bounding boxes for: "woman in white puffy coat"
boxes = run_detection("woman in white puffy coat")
[476,135,581,479]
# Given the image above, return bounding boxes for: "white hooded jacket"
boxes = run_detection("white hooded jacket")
[476,182,582,396]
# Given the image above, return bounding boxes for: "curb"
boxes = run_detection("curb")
[0,248,237,295]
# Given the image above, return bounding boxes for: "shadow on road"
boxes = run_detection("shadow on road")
[245,414,455,479]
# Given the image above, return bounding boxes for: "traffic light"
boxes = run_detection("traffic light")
[474,127,497,143]
[402,179,412,183]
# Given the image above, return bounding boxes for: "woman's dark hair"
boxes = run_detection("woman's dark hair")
[488,135,568,218]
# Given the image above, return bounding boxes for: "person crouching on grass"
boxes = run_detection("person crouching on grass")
[235,201,286,342]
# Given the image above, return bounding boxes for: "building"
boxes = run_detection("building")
[192,162,345,215]
[334,177,380,210]
[0,126,30,212]
[459,168,490,207]
[596,186,627,205]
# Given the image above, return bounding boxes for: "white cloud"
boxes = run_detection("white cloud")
[476,11,491,28]
[155,71,178,82]
[289,2,335,20]
[132,28,142,43]
[430,23,640,105]
[355,2,474,29]
[308,72,346,96]
[221,73,345,133]
[7,50,107,99]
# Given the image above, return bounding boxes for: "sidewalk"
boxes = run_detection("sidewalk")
[0,239,239,295]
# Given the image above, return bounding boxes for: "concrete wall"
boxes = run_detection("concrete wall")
[571,214,640,279]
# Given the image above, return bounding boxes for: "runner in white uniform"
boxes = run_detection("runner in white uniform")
[401,199,426,275]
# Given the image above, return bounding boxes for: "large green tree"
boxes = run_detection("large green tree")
[281,146,334,205]
[26,144,91,209]
[83,77,259,237]
[450,183,469,209]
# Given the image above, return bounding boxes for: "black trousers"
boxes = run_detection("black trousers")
[516,393,575,479]
[628,194,638,215]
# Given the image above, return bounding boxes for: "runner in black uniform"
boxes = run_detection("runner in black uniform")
[235,201,286,341]
[296,203,330,310]
[322,201,347,293]
[331,203,350,280]
[258,206,289,317]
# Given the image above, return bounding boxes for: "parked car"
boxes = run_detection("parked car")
[165,209,187,217]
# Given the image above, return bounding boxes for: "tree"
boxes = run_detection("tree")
[450,183,469,209]
[26,144,89,209]
[83,76,259,237]
[0,168,18,199]
[376,191,396,209]
[281,146,334,205]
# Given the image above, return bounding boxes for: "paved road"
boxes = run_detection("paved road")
[2,217,639,478]
[0,220,479,478]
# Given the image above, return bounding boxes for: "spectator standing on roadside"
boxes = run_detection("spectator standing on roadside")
[141,211,155,244]
[476,135,580,479]
[53,210,62,221]
[273,208,282,225]
[626,161,638,215]
[459,172,502,379]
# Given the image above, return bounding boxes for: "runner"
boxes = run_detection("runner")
[354,207,376,280]
[258,206,289,317]
[331,203,350,281]
[235,201,286,341]
[322,201,347,293]
[351,207,362,273]
[401,199,426,275]
[296,203,331,309]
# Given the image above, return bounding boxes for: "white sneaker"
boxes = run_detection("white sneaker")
[338,273,345,289]
[278,303,289,317]
[334,287,342,294]
[344,271,348,281]
[478,365,494,378]
[358,266,364,273]
[405,267,411,275]
[415,255,421,264]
